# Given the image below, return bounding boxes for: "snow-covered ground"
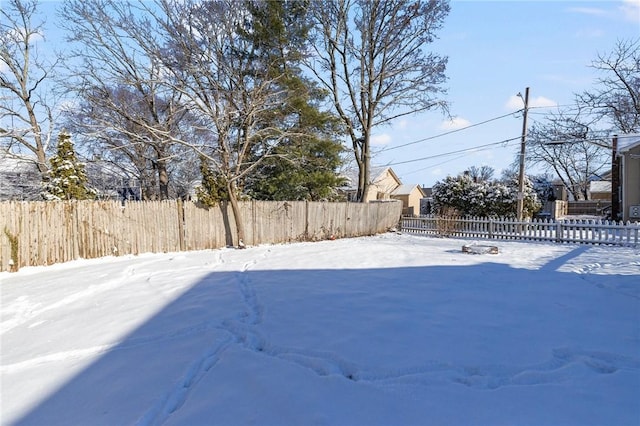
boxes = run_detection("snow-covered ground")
[1,233,639,426]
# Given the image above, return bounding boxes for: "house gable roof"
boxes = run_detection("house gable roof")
[617,134,640,154]
[341,165,402,190]
[589,181,611,193]
[392,184,426,197]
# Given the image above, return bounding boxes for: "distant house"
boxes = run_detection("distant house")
[340,166,424,215]
[0,150,41,200]
[420,187,433,215]
[341,166,402,202]
[617,135,640,222]
[589,180,611,201]
[391,184,426,216]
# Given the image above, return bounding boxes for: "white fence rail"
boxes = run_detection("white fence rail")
[400,215,640,247]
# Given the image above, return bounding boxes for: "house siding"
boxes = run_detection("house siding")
[622,144,640,222]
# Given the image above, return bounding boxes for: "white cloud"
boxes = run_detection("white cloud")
[370,133,392,146]
[567,7,608,17]
[569,1,640,23]
[506,95,525,111]
[505,95,558,111]
[395,120,409,130]
[3,27,44,44]
[574,28,605,39]
[440,116,471,130]
[620,0,640,22]
[530,96,559,108]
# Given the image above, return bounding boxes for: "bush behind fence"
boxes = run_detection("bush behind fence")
[0,200,402,272]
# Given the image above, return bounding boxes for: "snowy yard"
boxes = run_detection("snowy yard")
[1,233,639,425]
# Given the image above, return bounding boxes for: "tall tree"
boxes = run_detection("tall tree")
[308,0,449,201]
[0,0,57,176]
[59,0,190,200]
[41,131,95,200]
[127,0,309,245]
[577,38,640,134]
[524,112,609,200]
[242,0,346,201]
[517,39,637,201]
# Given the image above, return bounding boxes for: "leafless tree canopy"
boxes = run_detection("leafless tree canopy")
[466,165,495,183]
[59,0,195,200]
[577,38,640,134]
[526,112,610,200]
[308,0,449,201]
[0,0,57,175]
[522,38,639,201]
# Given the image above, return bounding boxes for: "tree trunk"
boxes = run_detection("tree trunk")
[227,180,246,248]
[157,158,169,200]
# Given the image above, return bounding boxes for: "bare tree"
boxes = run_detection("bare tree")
[520,38,638,201]
[308,0,449,201]
[59,0,190,200]
[125,0,305,244]
[466,165,494,183]
[0,0,57,175]
[525,112,609,200]
[577,38,640,133]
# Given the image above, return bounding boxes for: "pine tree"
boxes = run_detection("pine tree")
[242,0,346,201]
[195,156,229,207]
[42,131,96,200]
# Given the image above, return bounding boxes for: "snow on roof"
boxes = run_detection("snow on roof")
[340,165,400,190]
[0,150,38,173]
[391,184,422,196]
[589,181,611,193]
[617,134,640,153]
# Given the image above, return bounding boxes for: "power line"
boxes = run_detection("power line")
[386,136,521,166]
[379,104,591,155]
[401,153,469,176]
[379,111,520,153]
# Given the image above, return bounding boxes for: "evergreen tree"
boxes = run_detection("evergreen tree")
[42,131,96,200]
[195,156,229,207]
[432,171,540,218]
[242,0,346,201]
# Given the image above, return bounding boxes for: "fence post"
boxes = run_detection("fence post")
[304,200,310,241]
[176,199,186,251]
[555,221,563,243]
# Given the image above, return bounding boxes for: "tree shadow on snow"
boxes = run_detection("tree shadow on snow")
[10,249,640,426]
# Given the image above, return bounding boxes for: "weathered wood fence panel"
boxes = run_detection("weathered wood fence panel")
[401,215,640,247]
[0,200,402,272]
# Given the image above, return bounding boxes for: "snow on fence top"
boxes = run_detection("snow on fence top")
[401,215,640,247]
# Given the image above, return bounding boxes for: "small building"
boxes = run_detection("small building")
[341,166,402,202]
[340,165,425,215]
[617,135,640,222]
[0,150,41,200]
[589,180,611,201]
[391,184,426,216]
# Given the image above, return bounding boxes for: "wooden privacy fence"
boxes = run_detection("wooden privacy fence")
[401,215,640,247]
[0,200,402,272]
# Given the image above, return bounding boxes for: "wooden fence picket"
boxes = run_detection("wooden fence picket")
[0,200,402,272]
[401,215,640,248]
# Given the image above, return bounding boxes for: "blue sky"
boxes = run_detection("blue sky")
[7,1,640,188]
[371,0,640,187]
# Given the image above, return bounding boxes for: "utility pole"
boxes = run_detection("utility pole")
[516,87,530,221]
[611,135,620,221]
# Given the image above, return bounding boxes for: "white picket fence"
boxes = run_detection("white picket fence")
[400,215,640,247]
